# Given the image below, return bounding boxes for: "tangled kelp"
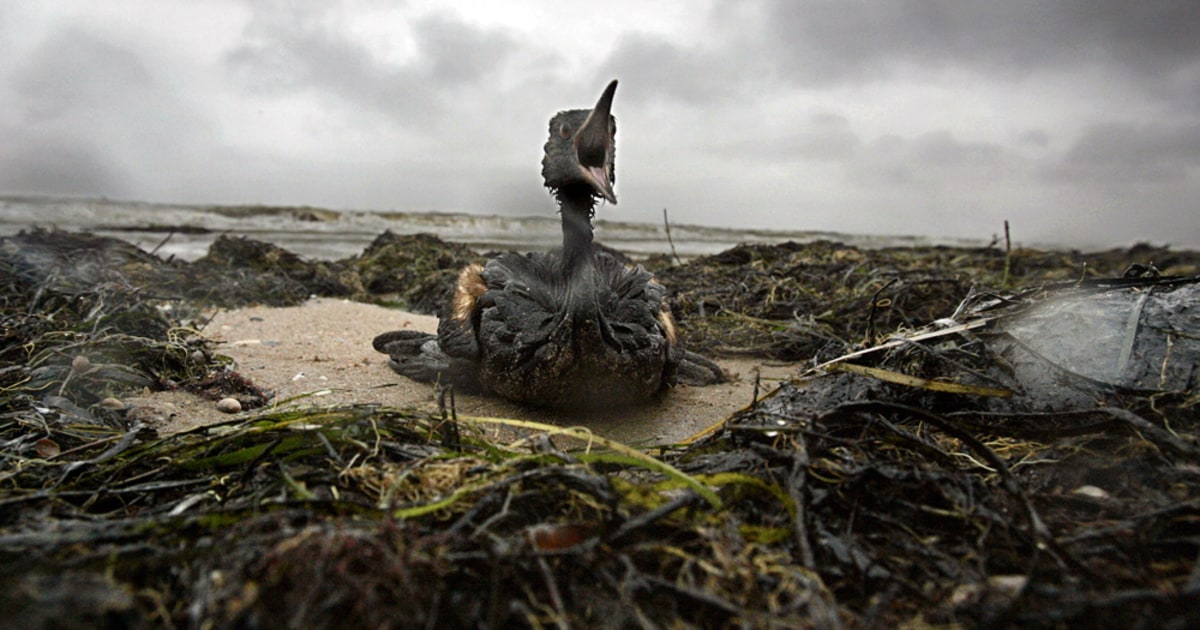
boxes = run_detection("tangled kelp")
[0,405,842,627]
[0,231,268,419]
[652,240,1200,362]
[688,272,1200,627]
[350,230,481,313]
[2,228,1200,627]
[0,228,479,313]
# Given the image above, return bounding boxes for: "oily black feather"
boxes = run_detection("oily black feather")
[441,250,671,407]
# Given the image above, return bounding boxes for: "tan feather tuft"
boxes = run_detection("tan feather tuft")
[451,263,486,322]
[657,306,678,346]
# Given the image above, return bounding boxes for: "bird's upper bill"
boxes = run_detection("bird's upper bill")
[542,80,619,205]
[574,80,618,205]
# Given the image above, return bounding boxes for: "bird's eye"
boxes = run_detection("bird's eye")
[558,123,571,139]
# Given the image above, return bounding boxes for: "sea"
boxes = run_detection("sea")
[0,194,994,262]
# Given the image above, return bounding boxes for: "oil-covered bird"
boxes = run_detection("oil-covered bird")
[373,80,724,407]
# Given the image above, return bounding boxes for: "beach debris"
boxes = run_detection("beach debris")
[216,397,242,414]
[2,228,1199,627]
[996,276,1200,395]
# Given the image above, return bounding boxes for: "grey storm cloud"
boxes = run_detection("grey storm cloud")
[851,131,1014,188]
[1047,121,1200,185]
[217,5,565,213]
[4,27,153,196]
[225,8,523,126]
[15,27,152,123]
[3,23,221,200]
[713,113,862,163]
[798,114,863,161]
[0,129,120,196]
[1,1,1197,248]
[760,0,1200,90]
[595,34,744,107]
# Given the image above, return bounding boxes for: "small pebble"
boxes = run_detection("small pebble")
[216,397,242,414]
[98,397,126,410]
[1071,485,1109,499]
[71,355,91,373]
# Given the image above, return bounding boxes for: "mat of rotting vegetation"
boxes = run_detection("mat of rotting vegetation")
[2,227,1200,628]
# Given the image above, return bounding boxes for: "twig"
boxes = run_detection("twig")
[537,556,571,630]
[662,208,682,266]
[788,436,816,570]
[608,492,702,545]
[1002,219,1012,288]
[150,230,175,257]
[751,368,761,409]
[436,385,460,449]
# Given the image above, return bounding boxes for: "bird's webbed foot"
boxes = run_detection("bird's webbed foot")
[372,330,482,391]
[666,348,728,386]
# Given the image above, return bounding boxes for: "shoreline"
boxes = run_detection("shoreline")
[6,193,1078,264]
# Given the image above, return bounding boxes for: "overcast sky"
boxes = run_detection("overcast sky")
[2,1,1198,248]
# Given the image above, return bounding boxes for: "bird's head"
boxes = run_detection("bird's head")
[541,79,618,206]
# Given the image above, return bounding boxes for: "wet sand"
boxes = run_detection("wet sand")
[134,298,799,445]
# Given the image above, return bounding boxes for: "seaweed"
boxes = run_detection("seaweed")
[0,401,842,627]
[190,234,357,306]
[2,227,1199,628]
[349,231,482,313]
[651,239,1200,364]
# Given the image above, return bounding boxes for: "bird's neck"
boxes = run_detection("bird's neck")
[558,189,606,333]
[559,189,596,274]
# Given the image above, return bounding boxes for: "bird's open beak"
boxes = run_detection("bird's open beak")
[574,79,618,205]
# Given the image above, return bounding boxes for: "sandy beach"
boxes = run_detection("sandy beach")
[133,298,797,445]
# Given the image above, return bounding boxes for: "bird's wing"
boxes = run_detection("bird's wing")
[593,254,673,350]
[441,253,565,361]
